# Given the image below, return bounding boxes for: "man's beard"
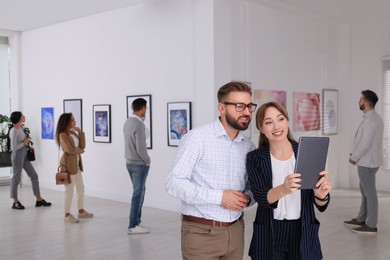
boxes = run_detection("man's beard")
[226,111,251,131]
[359,104,365,111]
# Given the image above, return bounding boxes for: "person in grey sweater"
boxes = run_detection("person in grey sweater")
[7,111,51,210]
[124,98,151,234]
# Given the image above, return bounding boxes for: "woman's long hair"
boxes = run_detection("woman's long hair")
[256,102,295,148]
[6,111,22,151]
[55,113,73,145]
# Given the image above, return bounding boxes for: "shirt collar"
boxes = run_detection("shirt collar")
[214,118,245,142]
[129,114,143,122]
[363,109,374,118]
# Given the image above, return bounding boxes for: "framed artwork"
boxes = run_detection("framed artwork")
[93,105,111,143]
[127,95,152,149]
[322,89,338,135]
[167,102,192,147]
[41,107,54,140]
[63,99,83,130]
[253,89,287,135]
[293,92,321,131]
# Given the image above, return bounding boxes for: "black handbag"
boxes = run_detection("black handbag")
[27,146,35,161]
[0,151,12,167]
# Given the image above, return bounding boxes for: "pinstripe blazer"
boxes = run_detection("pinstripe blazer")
[246,140,329,260]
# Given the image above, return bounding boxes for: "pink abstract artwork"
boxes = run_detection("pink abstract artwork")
[293,92,320,131]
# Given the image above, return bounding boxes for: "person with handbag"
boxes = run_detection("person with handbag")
[7,111,52,210]
[56,113,93,223]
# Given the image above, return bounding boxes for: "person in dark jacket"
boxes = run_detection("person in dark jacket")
[246,102,332,260]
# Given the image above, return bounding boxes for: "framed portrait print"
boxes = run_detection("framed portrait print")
[322,89,338,135]
[41,107,54,140]
[93,104,111,143]
[63,99,83,130]
[167,102,191,147]
[127,95,152,149]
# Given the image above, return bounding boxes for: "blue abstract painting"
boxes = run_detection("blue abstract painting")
[41,107,54,139]
[95,111,108,137]
[170,109,188,140]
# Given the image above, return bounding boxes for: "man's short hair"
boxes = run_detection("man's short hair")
[217,81,252,102]
[362,90,379,107]
[132,98,147,112]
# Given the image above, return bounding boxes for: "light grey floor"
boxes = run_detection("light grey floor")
[0,186,389,260]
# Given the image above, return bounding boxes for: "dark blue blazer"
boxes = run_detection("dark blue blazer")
[246,141,329,260]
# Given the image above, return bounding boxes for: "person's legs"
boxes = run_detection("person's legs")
[356,176,367,223]
[358,166,379,228]
[181,220,226,260]
[64,174,76,216]
[273,220,288,260]
[74,171,85,211]
[287,220,301,260]
[220,219,245,260]
[10,157,23,201]
[126,164,149,229]
[22,159,41,198]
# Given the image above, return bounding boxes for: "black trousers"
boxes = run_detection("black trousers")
[273,219,302,260]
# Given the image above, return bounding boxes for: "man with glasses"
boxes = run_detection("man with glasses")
[166,82,256,259]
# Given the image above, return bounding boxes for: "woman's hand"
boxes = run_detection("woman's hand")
[23,137,30,145]
[73,127,81,133]
[282,173,301,194]
[314,170,331,199]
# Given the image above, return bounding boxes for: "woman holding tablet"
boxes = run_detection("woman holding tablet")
[246,102,332,260]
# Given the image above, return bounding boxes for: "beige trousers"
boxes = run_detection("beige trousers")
[181,218,245,260]
[63,171,84,214]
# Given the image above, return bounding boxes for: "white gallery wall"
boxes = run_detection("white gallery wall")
[230,0,340,187]
[21,0,199,212]
[339,20,390,190]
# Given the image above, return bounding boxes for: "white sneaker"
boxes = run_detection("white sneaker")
[64,214,79,223]
[78,210,94,219]
[128,225,150,234]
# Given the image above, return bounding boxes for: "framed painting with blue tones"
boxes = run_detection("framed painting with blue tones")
[167,102,191,147]
[93,104,111,143]
[41,107,54,140]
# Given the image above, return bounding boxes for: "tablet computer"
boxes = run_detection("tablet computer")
[294,137,329,189]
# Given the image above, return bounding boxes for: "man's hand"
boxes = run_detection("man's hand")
[221,190,248,212]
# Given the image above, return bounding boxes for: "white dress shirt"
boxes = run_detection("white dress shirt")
[166,119,255,222]
[271,154,301,220]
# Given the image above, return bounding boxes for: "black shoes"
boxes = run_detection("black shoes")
[35,199,52,207]
[352,224,377,235]
[12,201,25,210]
[344,218,365,228]
[12,199,52,209]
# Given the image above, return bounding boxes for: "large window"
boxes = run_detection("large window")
[383,59,390,170]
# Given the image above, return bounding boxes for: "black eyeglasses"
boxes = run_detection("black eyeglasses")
[223,102,257,113]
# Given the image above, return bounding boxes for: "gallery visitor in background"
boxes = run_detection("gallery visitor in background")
[124,98,151,234]
[7,111,52,210]
[56,113,93,223]
[246,102,331,260]
[345,90,383,235]
[166,82,256,260]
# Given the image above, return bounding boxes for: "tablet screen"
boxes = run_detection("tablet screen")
[294,137,329,189]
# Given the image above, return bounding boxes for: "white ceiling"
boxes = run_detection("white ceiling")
[0,0,143,31]
[1,0,390,32]
[277,0,390,23]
